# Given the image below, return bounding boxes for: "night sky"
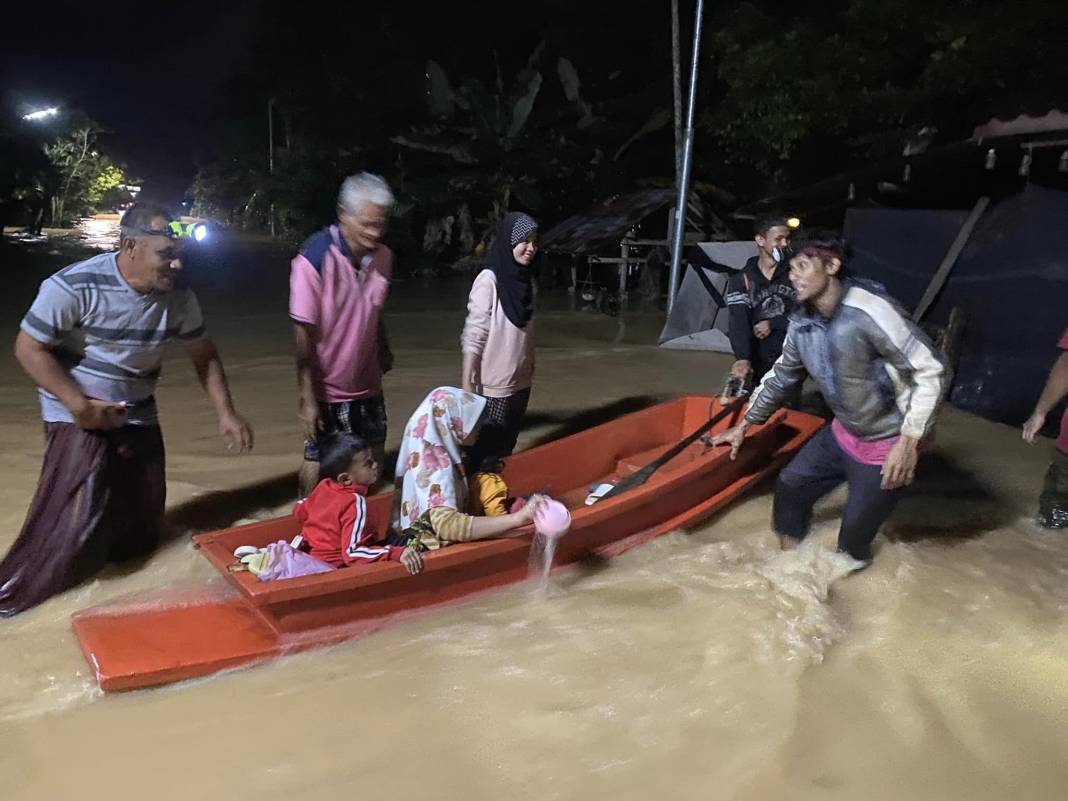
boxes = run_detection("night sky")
[1,0,262,200]
[4,0,1064,214]
[0,0,670,203]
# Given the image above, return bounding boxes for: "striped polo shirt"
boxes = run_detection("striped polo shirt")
[20,251,206,426]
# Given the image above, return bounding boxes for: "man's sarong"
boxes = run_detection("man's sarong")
[0,423,166,617]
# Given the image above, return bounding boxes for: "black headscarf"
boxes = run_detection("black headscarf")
[487,212,538,329]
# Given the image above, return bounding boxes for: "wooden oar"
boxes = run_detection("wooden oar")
[599,396,748,501]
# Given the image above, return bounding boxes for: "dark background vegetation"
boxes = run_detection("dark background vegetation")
[2,0,1065,264]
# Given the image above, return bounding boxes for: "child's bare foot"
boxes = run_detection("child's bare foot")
[779,534,801,551]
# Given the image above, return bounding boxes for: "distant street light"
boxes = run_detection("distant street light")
[22,107,59,122]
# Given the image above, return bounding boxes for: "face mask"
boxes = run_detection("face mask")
[772,247,783,263]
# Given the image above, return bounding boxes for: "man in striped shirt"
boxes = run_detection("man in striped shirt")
[0,202,253,616]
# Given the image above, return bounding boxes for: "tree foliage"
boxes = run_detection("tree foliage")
[392,46,674,267]
[701,0,1067,192]
[186,0,1065,261]
[43,116,131,224]
[1,112,131,231]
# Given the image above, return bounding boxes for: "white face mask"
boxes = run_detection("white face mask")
[772,247,783,263]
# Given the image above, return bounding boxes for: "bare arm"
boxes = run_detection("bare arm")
[14,331,124,429]
[187,337,253,451]
[293,322,322,439]
[469,510,530,540]
[1024,351,1068,443]
[468,497,540,540]
[378,319,393,374]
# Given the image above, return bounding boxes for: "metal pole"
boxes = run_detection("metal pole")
[268,97,276,237]
[671,0,683,183]
[666,0,705,314]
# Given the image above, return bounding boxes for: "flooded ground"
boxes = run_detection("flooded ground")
[2,229,1066,800]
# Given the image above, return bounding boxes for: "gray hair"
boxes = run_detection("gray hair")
[338,172,394,213]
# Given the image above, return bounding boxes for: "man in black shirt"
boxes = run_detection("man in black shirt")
[726,216,796,386]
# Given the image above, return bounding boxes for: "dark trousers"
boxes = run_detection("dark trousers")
[467,388,531,470]
[773,426,901,561]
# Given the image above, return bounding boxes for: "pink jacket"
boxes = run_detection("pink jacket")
[460,269,534,398]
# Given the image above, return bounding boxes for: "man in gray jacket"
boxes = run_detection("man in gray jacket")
[711,232,947,564]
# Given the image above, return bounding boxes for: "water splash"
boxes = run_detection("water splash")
[528,531,559,587]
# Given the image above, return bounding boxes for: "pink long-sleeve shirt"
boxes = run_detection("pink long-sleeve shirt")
[460,269,534,398]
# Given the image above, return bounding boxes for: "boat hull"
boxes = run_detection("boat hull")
[72,397,824,691]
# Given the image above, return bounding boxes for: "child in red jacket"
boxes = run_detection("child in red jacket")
[294,434,423,574]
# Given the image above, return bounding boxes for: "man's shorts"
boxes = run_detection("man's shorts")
[303,395,387,461]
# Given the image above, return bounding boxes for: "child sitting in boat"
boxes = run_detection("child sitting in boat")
[294,433,424,575]
[392,387,544,550]
[466,454,515,516]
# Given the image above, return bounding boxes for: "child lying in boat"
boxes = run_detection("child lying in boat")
[392,387,545,550]
[294,433,424,575]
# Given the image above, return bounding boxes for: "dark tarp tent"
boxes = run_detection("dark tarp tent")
[844,186,1068,425]
[658,241,757,351]
[541,189,676,254]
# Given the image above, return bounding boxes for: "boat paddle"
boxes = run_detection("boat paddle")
[598,395,748,502]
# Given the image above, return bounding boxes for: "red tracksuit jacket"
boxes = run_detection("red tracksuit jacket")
[293,479,404,567]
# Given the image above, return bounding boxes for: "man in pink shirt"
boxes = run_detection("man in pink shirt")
[290,173,395,497]
[1022,326,1068,528]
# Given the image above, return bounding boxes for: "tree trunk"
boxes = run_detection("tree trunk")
[53,129,92,227]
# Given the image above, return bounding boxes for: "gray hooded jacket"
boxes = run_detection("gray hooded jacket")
[744,279,947,440]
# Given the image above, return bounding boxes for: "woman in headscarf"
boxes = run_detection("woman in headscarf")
[392,387,541,550]
[460,212,538,467]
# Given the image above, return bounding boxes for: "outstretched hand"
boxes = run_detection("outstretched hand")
[729,360,752,381]
[1022,411,1046,444]
[220,410,254,452]
[707,424,748,461]
[400,545,423,575]
[881,437,918,490]
[517,494,548,525]
[73,399,128,431]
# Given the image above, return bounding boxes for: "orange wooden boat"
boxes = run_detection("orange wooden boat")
[72,396,823,692]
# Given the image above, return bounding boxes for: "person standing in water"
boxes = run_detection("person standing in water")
[1022,326,1068,528]
[290,173,395,498]
[0,202,253,616]
[460,212,538,466]
[726,216,797,387]
[711,231,947,565]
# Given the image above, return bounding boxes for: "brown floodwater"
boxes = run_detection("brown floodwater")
[2,232,1067,801]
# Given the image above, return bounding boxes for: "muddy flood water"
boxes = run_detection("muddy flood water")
[3,227,1067,801]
